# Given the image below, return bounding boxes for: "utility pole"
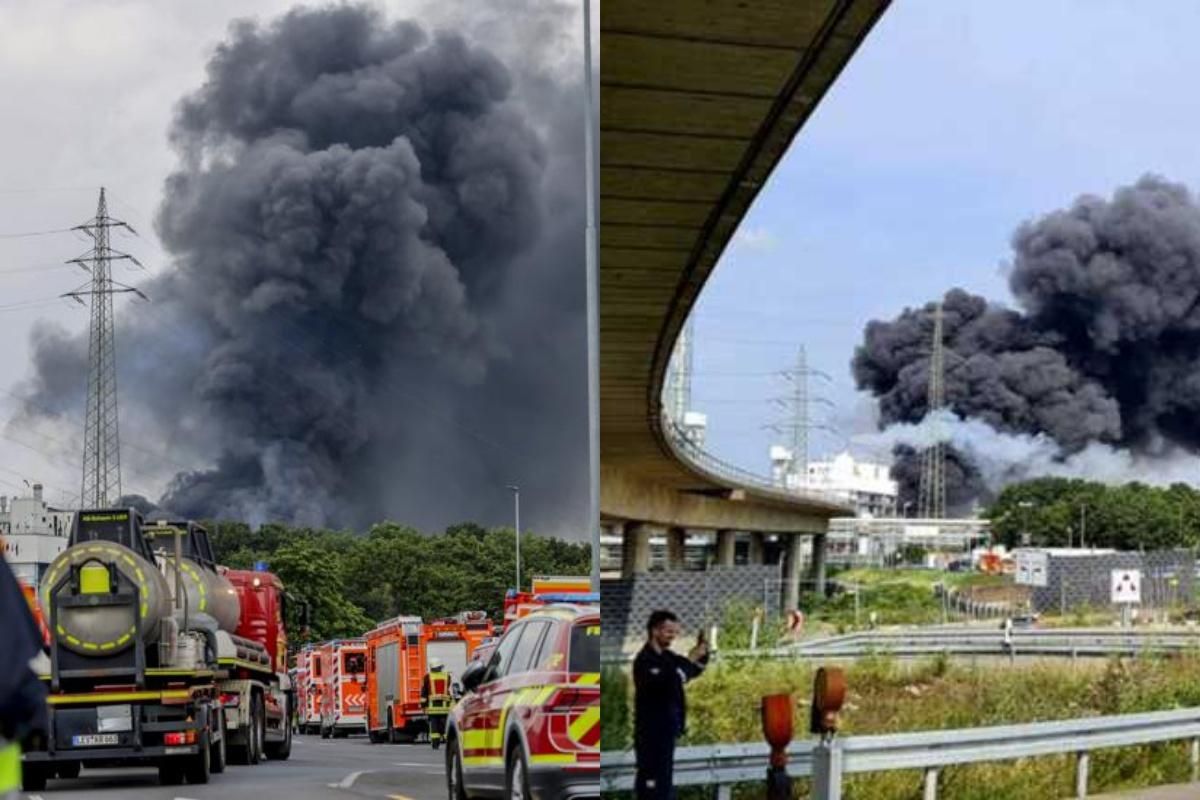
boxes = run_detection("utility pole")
[1080,504,1087,549]
[64,188,146,509]
[917,303,947,520]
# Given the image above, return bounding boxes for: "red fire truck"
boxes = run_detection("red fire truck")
[318,639,368,738]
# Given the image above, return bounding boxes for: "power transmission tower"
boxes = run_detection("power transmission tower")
[664,315,695,427]
[63,187,146,509]
[766,346,834,487]
[917,302,947,519]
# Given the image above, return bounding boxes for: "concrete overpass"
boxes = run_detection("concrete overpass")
[599,0,892,606]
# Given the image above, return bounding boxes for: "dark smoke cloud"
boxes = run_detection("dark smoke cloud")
[854,175,1200,504]
[20,3,587,535]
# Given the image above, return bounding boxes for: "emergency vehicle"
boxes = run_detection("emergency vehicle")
[318,639,368,737]
[503,575,596,631]
[423,611,495,681]
[365,615,425,742]
[446,604,600,799]
[366,612,495,744]
[296,644,323,734]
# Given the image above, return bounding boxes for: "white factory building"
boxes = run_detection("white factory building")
[770,448,898,518]
[0,484,75,588]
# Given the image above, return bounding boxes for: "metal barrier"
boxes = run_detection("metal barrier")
[601,627,1200,664]
[601,707,1200,799]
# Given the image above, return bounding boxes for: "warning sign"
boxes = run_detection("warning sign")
[1111,570,1141,604]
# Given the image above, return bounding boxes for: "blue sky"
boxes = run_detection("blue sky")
[692,0,1200,475]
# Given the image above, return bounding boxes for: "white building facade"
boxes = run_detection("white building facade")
[0,484,75,587]
[771,449,898,517]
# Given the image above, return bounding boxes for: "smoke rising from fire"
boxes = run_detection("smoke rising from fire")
[854,176,1200,506]
[18,3,588,534]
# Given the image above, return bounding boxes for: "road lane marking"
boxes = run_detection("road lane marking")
[329,769,366,789]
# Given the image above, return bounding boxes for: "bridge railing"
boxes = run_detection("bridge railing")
[601,706,1200,799]
[661,418,852,510]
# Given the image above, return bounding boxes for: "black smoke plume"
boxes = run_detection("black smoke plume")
[854,175,1200,507]
[20,4,587,534]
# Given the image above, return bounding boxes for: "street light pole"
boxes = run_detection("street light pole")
[582,0,601,593]
[508,485,521,591]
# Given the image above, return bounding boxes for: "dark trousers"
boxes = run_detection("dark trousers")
[635,738,676,800]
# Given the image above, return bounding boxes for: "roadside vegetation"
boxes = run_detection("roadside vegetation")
[602,653,1200,799]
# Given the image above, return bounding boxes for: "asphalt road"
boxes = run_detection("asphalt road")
[22,732,448,800]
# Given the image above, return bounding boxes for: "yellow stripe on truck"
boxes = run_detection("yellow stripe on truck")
[531,753,576,765]
[49,689,191,705]
[577,672,600,685]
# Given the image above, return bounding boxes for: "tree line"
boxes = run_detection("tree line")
[207,520,591,643]
[986,478,1200,551]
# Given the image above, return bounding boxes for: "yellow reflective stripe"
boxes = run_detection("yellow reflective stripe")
[179,560,209,612]
[531,753,576,765]
[49,689,191,705]
[462,729,490,749]
[0,742,18,792]
[79,563,110,594]
[577,672,600,685]
[463,756,503,767]
[569,706,600,742]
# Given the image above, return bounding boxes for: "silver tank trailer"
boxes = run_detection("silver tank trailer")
[40,540,173,656]
[173,557,241,633]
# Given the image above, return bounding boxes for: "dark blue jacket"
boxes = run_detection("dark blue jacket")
[0,558,48,742]
[633,643,705,745]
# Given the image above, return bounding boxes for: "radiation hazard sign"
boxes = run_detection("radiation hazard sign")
[1111,570,1141,604]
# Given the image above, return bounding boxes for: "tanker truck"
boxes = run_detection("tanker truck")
[20,508,293,790]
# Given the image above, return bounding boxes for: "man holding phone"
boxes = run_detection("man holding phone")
[632,609,709,800]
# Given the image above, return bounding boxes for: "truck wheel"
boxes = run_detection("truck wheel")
[159,762,185,786]
[250,694,265,764]
[211,714,227,774]
[57,761,81,779]
[264,700,293,761]
[22,766,48,792]
[185,730,211,785]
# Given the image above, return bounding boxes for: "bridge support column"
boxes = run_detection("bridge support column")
[748,532,766,565]
[784,534,803,611]
[716,530,736,566]
[811,533,827,596]
[667,527,687,569]
[621,522,651,577]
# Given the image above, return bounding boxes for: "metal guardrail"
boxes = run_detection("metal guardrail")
[602,707,1200,798]
[662,419,852,511]
[601,627,1200,664]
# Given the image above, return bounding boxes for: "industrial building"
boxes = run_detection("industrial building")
[0,483,75,587]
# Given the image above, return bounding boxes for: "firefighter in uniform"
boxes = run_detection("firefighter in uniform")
[633,610,708,800]
[421,658,452,750]
[0,554,49,797]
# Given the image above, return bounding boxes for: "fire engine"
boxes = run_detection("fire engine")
[366,612,495,745]
[503,576,598,631]
[318,639,368,737]
[365,615,426,743]
[296,643,323,734]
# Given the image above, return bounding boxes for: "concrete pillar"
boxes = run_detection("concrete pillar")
[811,533,828,596]
[748,532,766,565]
[716,530,736,566]
[784,533,803,611]
[666,527,687,570]
[621,522,651,577]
